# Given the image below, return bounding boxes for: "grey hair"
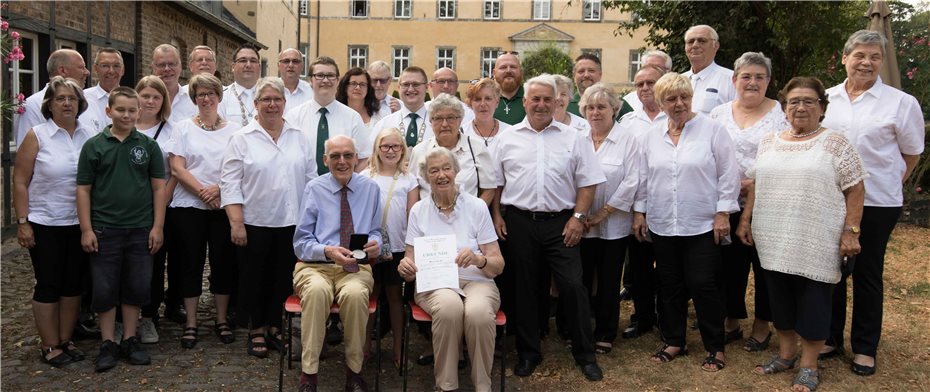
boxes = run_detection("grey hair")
[643,50,673,71]
[733,52,772,77]
[579,82,620,118]
[685,25,719,41]
[47,49,81,76]
[843,30,887,57]
[254,77,286,100]
[428,93,464,118]
[324,135,357,155]
[368,60,392,75]
[418,146,460,180]
[552,74,574,96]
[153,43,181,62]
[523,74,558,98]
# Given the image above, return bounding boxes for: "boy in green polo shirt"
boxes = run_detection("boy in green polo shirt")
[76,87,166,373]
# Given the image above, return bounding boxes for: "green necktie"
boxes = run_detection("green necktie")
[405,112,419,147]
[317,107,329,175]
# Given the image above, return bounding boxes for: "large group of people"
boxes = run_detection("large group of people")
[11,24,924,392]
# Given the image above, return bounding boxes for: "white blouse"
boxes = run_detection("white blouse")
[634,114,741,236]
[405,192,498,283]
[408,134,499,200]
[167,120,240,209]
[220,119,318,227]
[138,121,176,181]
[461,119,506,159]
[360,170,418,253]
[582,122,640,240]
[27,119,96,226]
[709,101,788,179]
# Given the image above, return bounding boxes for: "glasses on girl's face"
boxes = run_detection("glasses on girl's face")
[379,144,403,152]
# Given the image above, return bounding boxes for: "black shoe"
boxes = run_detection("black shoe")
[325,316,344,345]
[57,341,86,362]
[39,346,75,368]
[416,354,434,366]
[622,321,653,339]
[94,340,120,372]
[164,304,187,324]
[725,328,743,344]
[851,360,876,376]
[818,346,844,360]
[580,362,603,381]
[73,313,100,341]
[514,358,539,377]
[120,336,151,365]
[618,287,632,301]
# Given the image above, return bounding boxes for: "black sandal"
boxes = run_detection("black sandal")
[743,332,772,352]
[214,322,235,344]
[266,331,288,352]
[180,327,198,349]
[594,342,613,354]
[702,352,726,372]
[651,344,688,363]
[247,333,268,358]
[58,340,86,361]
[39,346,74,368]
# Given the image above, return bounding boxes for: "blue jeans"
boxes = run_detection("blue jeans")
[89,227,153,313]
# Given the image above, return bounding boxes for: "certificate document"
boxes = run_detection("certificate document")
[414,234,460,294]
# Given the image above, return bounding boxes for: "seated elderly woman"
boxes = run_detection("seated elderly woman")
[406,93,497,205]
[737,77,867,392]
[632,72,740,372]
[398,146,505,392]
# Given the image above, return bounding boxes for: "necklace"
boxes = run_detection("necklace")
[398,109,428,145]
[592,134,607,149]
[502,101,511,115]
[197,114,219,131]
[471,119,498,146]
[791,126,823,139]
[431,191,458,211]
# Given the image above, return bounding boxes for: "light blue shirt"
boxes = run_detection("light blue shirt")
[293,173,383,262]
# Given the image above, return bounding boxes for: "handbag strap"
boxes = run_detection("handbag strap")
[153,121,166,140]
[465,135,480,192]
[381,173,400,226]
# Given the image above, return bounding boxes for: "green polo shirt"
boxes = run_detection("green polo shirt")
[76,126,165,228]
[567,91,582,117]
[494,86,526,125]
[616,99,634,122]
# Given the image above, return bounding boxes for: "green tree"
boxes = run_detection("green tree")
[603,1,868,96]
[521,43,574,80]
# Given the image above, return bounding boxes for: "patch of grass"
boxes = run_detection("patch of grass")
[908,282,930,299]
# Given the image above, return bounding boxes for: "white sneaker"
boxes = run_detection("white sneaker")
[139,318,160,344]
[114,322,123,343]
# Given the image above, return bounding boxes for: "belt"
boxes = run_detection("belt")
[507,207,572,222]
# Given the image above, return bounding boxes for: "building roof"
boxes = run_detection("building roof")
[509,23,575,42]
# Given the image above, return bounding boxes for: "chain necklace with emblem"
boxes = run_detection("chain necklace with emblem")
[231,84,255,126]
[398,109,429,145]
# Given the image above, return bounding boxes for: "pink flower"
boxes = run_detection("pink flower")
[16,106,25,114]
[9,46,24,61]
[11,31,20,40]
[17,93,24,102]
[907,67,917,80]
[917,185,923,193]
[1,21,8,31]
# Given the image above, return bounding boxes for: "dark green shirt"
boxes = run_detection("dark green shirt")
[567,91,582,117]
[494,86,525,125]
[76,126,165,228]
[616,99,634,122]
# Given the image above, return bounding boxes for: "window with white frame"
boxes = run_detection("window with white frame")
[8,30,39,140]
[438,0,456,19]
[436,47,455,70]
[349,46,368,69]
[394,0,411,18]
[480,48,500,78]
[351,0,368,17]
[392,47,411,78]
[629,49,643,82]
[583,0,602,21]
[533,0,550,20]
[299,0,308,16]
[484,0,500,19]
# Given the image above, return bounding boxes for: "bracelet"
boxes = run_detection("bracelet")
[477,256,488,269]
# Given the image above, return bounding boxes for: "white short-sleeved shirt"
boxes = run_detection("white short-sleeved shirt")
[634,114,741,236]
[408,134,499,200]
[138,121,176,181]
[822,77,925,207]
[219,82,257,127]
[27,118,97,226]
[284,80,313,115]
[220,120,318,227]
[168,120,240,209]
[371,104,433,147]
[683,62,736,114]
[360,169,418,253]
[709,101,789,179]
[582,122,640,240]
[461,119,506,157]
[405,192,498,283]
[170,84,198,124]
[15,84,48,147]
[286,98,373,159]
[79,84,112,133]
[494,119,606,212]
[565,112,591,133]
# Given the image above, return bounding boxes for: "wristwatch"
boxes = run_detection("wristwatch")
[846,226,861,234]
[572,212,587,221]
[17,217,28,225]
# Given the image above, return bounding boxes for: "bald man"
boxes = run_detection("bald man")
[15,49,90,146]
[426,67,474,124]
[278,48,313,114]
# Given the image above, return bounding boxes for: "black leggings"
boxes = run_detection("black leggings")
[28,223,88,303]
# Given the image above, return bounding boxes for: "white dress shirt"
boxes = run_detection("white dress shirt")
[220,119,318,227]
[219,82,257,127]
[15,84,48,147]
[139,121,177,181]
[26,118,97,226]
[408,134,499,200]
[683,62,736,114]
[285,98,373,159]
[168,120,240,209]
[79,84,112,133]
[494,119,606,212]
[623,91,643,113]
[371,104,433,147]
[359,170,418,253]
[822,77,925,207]
[619,109,668,143]
[565,112,590,133]
[634,114,740,236]
[284,80,314,115]
[170,84,198,124]
[582,122,640,240]
[377,95,399,118]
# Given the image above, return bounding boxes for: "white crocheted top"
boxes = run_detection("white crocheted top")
[748,129,868,283]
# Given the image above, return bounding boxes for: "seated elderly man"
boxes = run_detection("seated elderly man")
[293,135,383,392]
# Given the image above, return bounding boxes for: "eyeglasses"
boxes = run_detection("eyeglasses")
[279,59,302,65]
[432,79,458,85]
[154,62,179,70]
[192,57,216,64]
[234,58,260,65]
[379,144,404,152]
[430,115,460,124]
[786,98,820,108]
[685,37,714,46]
[196,91,218,100]
[96,63,122,71]
[311,73,339,81]
[258,97,284,105]
[348,81,368,89]
[327,152,357,161]
[634,80,657,88]
[371,77,391,85]
[399,82,425,89]
[54,95,79,103]
[737,74,769,82]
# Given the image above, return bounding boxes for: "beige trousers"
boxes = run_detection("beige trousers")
[415,279,500,392]
[293,263,373,374]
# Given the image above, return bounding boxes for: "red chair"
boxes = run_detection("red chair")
[278,294,380,392]
[401,299,507,392]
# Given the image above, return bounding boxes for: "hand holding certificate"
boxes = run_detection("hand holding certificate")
[414,234,460,294]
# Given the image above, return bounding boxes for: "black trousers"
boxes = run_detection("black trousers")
[721,210,771,322]
[236,225,296,330]
[142,208,180,319]
[828,206,900,357]
[580,237,630,343]
[627,238,657,327]
[653,231,726,353]
[171,208,236,297]
[504,207,596,365]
